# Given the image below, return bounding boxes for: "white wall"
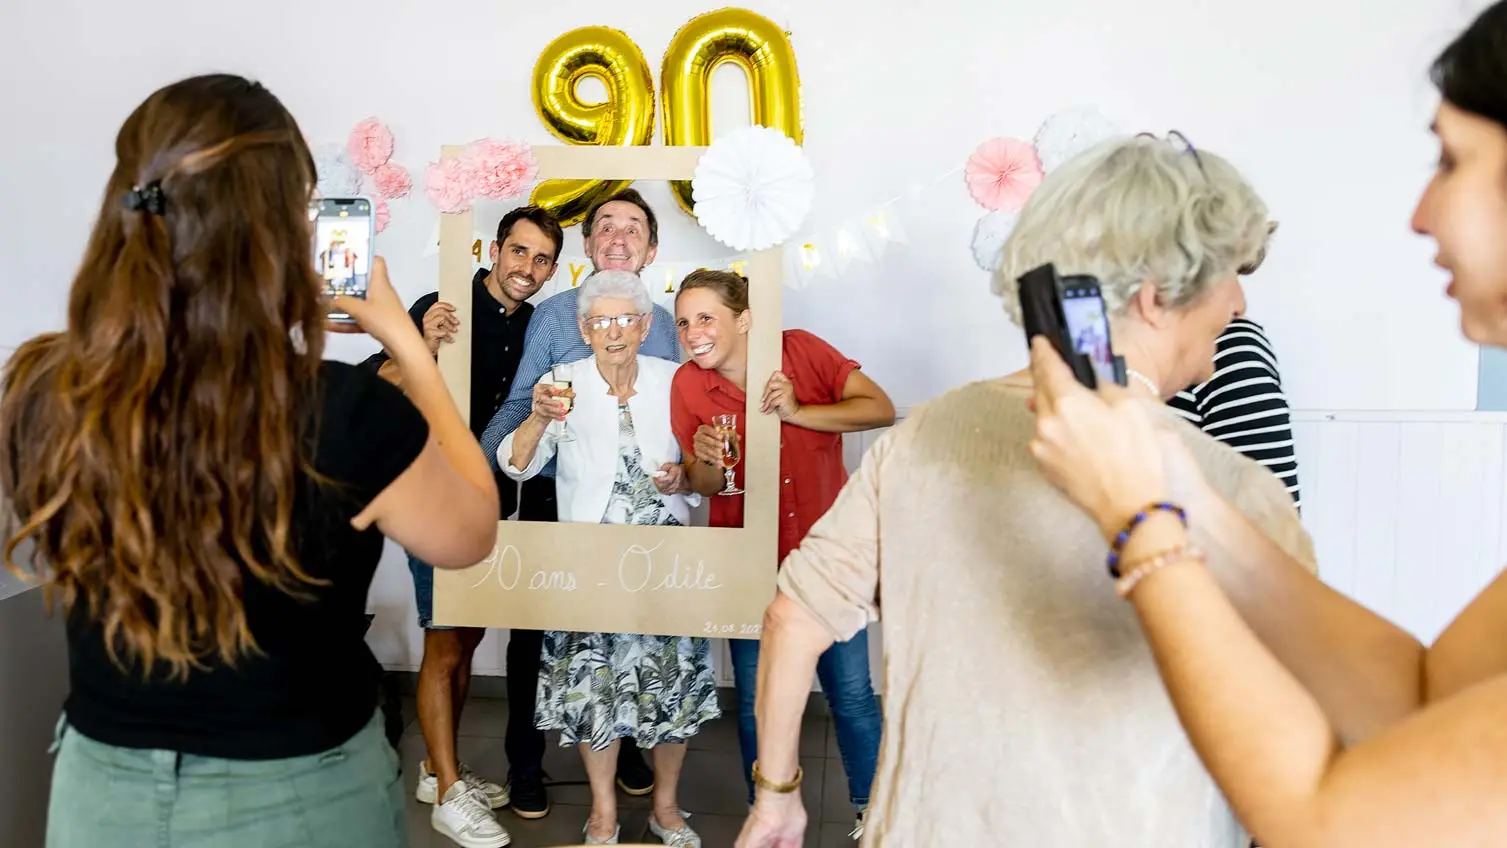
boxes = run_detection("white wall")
[1,0,1500,679]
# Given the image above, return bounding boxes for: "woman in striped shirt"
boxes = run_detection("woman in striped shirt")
[1166,317,1301,509]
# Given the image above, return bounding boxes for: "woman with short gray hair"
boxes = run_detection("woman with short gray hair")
[738,134,1311,847]
[576,269,654,321]
[503,270,716,846]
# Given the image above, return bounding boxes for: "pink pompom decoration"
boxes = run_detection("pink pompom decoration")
[425,158,475,214]
[371,163,412,200]
[964,138,1044,212]
[373,198,391,233]
[461,138,538,201]
[348,117,395,174]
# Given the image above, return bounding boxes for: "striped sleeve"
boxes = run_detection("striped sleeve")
[1167,318,1302,509]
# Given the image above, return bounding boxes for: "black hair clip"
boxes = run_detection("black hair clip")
[124,181,166,215]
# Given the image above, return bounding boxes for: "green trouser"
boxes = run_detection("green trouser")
[46,710,405,848]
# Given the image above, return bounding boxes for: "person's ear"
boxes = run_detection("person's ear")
[1130,280,1172,328]
[735,309,752,333]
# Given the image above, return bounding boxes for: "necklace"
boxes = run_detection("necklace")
[1126,368,1161,397]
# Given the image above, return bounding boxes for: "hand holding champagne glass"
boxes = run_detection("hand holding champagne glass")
[549,366,576,442]
[713,413,744,496]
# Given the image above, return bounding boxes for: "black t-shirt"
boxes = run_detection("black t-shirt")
[62,361,429,760]
[359,268,532,518]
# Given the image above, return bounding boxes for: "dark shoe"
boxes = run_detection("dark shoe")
[615,744,654,796]
[508,770,550,820]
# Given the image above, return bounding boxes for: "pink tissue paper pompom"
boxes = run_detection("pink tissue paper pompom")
[348,117,395,174]
[425,158,475,214]
[964,138,1045,212]
[373,198,391,233]
[371,163,412,200]
[461,138,538,201]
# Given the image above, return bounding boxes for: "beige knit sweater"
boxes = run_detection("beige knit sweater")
[777,379,1316,847]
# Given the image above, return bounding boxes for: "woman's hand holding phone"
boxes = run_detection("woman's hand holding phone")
[328,257,429,362]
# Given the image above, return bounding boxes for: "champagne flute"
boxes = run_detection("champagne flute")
[713,413,743,495]
[550,366,575,442]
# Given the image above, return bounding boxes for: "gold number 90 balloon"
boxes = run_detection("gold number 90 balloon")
[529,26,656,227]
[661,8,803,218]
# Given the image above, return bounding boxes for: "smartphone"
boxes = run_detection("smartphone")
[311,197,374,322]
[1017,262,1126,389]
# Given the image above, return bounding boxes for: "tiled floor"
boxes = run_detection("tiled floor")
[395,696,860,848]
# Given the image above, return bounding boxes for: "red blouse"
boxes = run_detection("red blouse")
[670,329,860,564]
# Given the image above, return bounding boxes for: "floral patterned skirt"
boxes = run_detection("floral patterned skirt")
[534,630,721,750]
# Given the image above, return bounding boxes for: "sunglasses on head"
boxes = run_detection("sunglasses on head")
[1137,131,1275,276]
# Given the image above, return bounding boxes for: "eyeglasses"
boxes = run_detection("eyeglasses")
[583,313,646,332]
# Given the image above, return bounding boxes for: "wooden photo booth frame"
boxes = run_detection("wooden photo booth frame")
[432,145,781,638]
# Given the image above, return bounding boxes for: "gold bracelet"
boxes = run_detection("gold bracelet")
[1114,545,1204,599]
[751,761,803,793]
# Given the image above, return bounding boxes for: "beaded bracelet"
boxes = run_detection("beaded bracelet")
[1114,545,1205,598]
[1106,501,1187,578]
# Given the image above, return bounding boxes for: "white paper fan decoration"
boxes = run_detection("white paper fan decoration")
[1033,107,1121,173]
[971,209,1017,272]
[692,126,814,251]
[313,143,362,197]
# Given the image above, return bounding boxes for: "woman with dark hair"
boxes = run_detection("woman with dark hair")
[1,74,500,847]
[1026,2,1507,844]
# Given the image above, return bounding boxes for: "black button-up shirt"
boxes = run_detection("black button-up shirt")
[359,268,533,517]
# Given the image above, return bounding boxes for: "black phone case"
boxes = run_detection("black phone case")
[1018,264,1101,389]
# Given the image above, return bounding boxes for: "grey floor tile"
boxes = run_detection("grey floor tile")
[396,695,835,847]
[685,713,741,754]
[819,761,860,824]
[802,717,830,759]
[817,820,861,846]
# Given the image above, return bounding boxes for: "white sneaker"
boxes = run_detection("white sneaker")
[432,780,511,848]
[416,761,510,809]
[850,810,866,841]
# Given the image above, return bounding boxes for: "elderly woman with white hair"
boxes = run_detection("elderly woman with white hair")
[736,134,1315,848]
[502,270,717,847]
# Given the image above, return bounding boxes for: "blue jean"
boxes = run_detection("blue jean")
[408,552,457,631]
[728,630,881,809]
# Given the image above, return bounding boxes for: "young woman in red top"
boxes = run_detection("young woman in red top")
[668,269,895,836]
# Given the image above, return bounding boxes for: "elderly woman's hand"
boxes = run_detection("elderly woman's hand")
[530,382,570,422]
[1027,337,1179,542]
[652,462,690,495]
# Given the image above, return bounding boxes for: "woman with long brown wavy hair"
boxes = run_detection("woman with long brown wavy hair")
[1,74,500,847]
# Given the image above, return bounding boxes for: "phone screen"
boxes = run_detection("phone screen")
[1060,283,1118,386]
[312,198,373,317]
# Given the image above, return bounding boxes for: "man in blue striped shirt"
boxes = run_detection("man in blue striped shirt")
[482,187,681,819]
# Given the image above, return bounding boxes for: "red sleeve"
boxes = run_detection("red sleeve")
[785,330,860,403]
[670,365,702,456]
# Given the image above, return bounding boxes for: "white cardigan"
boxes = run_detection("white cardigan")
[499,355,698,524]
